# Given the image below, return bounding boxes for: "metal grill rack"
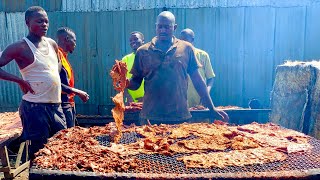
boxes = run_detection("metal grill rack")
[30,132,320,179]
[95,132,320,174]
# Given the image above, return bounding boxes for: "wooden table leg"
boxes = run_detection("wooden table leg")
[0,141,30,179]
[0,146,12,179]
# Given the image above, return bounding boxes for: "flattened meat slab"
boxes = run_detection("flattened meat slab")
[177,147,287,168]
[180,136,230,151]
[111,91,125,143]
[110,60,128,91]
[230,135,260,150]
[110,60,128,143]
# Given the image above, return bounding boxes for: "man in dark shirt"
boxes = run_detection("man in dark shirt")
[127,11,228,124]
[57,27,89,128]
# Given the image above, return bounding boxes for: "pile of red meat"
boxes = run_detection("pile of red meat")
[0,112,22,144]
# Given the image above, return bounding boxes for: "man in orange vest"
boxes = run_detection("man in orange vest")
[57,27,89,128]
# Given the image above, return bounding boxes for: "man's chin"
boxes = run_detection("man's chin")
[158,36,167,40]
[36,32,46,37]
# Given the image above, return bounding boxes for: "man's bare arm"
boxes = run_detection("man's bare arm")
[61,83,89,102]
[206,77,214,92]
[0,43,34,94]
[190,69,229,121]
[190,70,213,109]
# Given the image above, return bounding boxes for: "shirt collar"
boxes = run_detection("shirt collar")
[150,36,179,51]
[58,47,68,57]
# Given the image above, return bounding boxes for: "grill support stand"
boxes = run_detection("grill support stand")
[0,141,30,179]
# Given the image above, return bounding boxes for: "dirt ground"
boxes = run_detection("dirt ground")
[0,146,29,180]
[0,168,29,180]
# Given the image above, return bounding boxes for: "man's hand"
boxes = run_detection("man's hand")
[18,80,34,94]
[125,78,130,88]
[136,97,143,102]
[215,109,229,122]
[124,88,133,106]
[76,90,89,102]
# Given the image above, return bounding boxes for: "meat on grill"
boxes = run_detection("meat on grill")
[215,105,242,110]
[189,105,208,110]
[230,135,260,150]
[179,136,230,151]
[0,112,22,144]
[235,122,312,153]
[34,126,143,173]
[177,147,287,168]
[33,122,312,173]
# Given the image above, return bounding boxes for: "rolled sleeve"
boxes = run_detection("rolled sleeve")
[203,53,215,78]
[187,46,201,75]
[130,50,144,78]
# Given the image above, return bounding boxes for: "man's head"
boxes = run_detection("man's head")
[129,31,144,53]
[56,27,77,54]
[156,11,177,42]
[180,28,195,44]
[25,6,49,37]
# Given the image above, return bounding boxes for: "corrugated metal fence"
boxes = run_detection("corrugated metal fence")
[1,0,320,115]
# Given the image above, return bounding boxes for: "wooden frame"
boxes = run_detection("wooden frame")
[0,141,30,179]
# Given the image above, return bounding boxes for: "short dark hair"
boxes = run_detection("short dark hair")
[25,6,45,22]
[56,27,75,37]
[130,31,144,40]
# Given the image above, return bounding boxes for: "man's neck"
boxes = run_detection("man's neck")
[58,44,68,54]
[156,37,174,52]
[27,33,43,43]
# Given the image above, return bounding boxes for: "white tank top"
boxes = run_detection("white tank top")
[20,37,61,103]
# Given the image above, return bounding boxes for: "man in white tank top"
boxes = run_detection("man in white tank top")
[0,6,67,159]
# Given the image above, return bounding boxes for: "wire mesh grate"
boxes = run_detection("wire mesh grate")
[94,132,320,174]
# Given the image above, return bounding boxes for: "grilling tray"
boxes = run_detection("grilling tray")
[30,122,320,179]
